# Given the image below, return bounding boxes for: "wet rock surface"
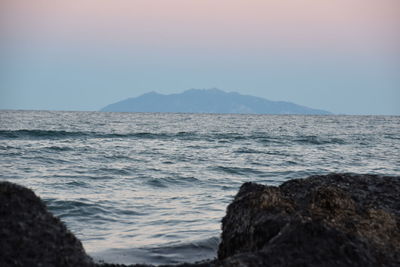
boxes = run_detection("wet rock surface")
[1,173,400,266]
[218,173,400,266]
[0,181,94,267]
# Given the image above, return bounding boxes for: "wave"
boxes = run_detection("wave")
[44,146,74,151]
[90,236,219,265]
[45,198,144,222]
[0,129,201,140]
[0,129,189,140]
[145,176,201,188]
[212,166,265,176]
[0,129,88,139]
[292,135,346,145]
[45,199,111,219]
[0,129,260,141]
[0,129,348,146]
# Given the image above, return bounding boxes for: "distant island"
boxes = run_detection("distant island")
[100,89,331,115]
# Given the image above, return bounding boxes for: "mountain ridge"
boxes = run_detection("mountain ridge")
[100,89,331,115]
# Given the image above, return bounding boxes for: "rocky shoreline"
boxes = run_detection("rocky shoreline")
[1,173,399,266]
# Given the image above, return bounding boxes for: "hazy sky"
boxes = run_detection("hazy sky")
[1,0,399,114]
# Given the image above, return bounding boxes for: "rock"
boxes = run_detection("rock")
[1,173,400,266]
[0,181,94,267]
[218,173,400,266]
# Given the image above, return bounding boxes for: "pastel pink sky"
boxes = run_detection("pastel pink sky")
[3,0,399,52]
[1,0,399,114]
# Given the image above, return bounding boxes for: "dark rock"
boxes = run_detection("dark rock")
[0,181,94,267]
[2,173,400,266]
[218,173,400,266]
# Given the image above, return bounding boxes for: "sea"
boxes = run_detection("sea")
[1,110,399,265]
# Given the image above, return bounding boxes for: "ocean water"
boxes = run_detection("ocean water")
[1,110,399,265]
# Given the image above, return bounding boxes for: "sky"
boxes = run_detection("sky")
[1,0,399,115]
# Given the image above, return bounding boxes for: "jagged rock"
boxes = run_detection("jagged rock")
[218,173,400,266]
[0,181,94,267]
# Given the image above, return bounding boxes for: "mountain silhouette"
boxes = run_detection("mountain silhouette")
[100,89,331,115]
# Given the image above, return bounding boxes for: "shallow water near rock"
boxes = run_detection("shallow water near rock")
[1,111,399,265]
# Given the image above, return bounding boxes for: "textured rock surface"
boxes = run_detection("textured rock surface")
[1,173,399,266]
[0,181,94,267]
[218,173,400,266]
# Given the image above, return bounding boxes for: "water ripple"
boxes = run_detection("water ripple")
[1,111,399,265]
